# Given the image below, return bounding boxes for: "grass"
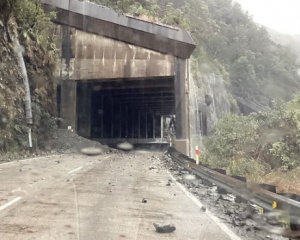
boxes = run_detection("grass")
[263,167,300,194]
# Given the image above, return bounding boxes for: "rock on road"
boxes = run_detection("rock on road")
[0,151,240,240]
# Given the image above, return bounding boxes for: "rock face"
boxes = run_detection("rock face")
[153,222,176,233]
[189,65,232,157]
[190,72,231,132]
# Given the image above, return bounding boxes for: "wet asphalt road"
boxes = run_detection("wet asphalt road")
[0,151,241,240]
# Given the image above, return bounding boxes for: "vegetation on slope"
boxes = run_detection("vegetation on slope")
[0,0,58,153]
[202,93,300,181]
[268,28,300,61]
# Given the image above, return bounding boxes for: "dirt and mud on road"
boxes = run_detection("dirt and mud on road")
[0,136,292,240]
[0,149,240,240]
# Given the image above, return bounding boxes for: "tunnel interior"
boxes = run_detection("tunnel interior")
[76,77,175,144]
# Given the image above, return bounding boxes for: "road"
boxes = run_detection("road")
[0,151,241,240]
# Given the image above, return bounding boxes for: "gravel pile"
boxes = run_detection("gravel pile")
[0,129,120,163]
[46,129,111,154]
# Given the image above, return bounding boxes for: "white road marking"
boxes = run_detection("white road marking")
[168,172,242,240]
[0,197,22,212]
[68,166,83,174]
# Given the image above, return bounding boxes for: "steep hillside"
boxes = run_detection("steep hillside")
[0,0,58,154]
[268,28,300,60]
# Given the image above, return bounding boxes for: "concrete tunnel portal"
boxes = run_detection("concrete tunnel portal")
[76,77,175,144]
[44,0,196,154]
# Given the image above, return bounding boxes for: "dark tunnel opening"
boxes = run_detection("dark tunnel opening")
[76,77,175,145]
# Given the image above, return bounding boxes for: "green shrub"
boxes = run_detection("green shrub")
[204,114,259,167]
[203,93,300,178]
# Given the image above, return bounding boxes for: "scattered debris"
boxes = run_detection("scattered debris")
[162,153,283,240]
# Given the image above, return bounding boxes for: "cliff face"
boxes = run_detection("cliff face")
[0,20,27,152]
[201,73,231,129]
[189,62,233,156]
[0,16,58,154]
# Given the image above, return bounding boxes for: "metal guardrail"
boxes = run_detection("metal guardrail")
[168,147,300,235]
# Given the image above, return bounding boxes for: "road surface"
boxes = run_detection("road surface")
[0,151,241,240]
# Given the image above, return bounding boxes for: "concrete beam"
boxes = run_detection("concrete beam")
[92,78,173,89]
[112,96,174,101]
[60,81,77,130]
[42,0,196,59]
[98,89,175,95]
[77,82,92,138]
[57,29,176,81]
[174,58,189,155]
[121,100,175,104]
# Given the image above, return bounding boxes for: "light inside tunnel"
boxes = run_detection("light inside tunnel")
[76,77,175,144]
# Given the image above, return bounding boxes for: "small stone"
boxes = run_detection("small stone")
[67,179,70,182]
[201,206,206,212]
[166,183,171,186]
[153,222,176,233]
[224,209,234,216]
[142,198,147,203]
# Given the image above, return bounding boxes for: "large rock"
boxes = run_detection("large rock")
[153,222,176,233]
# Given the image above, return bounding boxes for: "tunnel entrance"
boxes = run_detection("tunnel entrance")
[76,77,175,144]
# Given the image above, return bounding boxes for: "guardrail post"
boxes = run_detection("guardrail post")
[195,146,200,165]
